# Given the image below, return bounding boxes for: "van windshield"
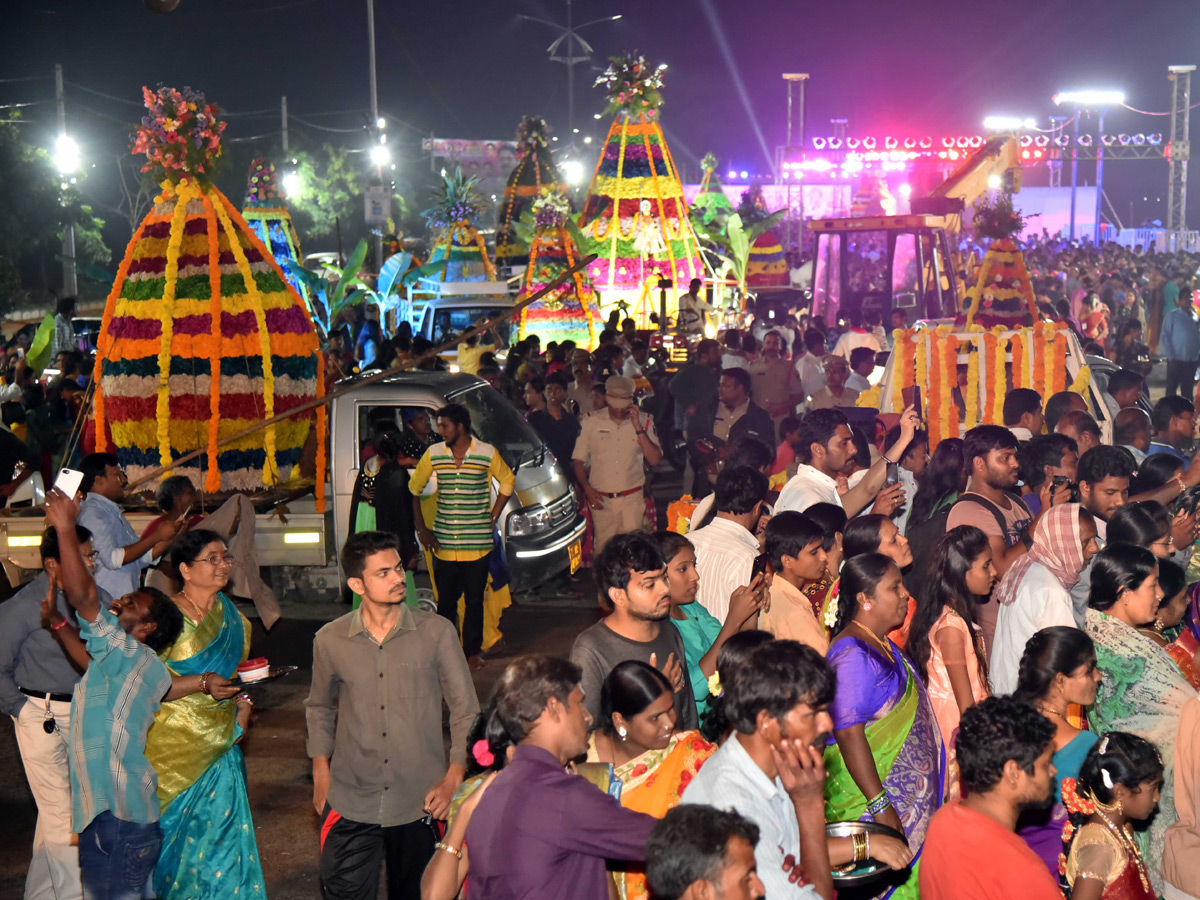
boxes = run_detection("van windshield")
[430,306,511,347]
[449,384,541,469]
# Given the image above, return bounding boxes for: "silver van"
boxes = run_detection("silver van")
[330,372,585,592]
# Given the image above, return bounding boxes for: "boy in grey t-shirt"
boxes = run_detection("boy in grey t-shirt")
[569,533,698,729]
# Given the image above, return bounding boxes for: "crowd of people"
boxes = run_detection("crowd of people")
[11,234,1200,900]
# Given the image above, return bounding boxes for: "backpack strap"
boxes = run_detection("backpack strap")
[957,492,1034,549]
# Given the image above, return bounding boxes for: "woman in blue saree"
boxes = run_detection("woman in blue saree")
[144,529,265,898]
[823,553,945,900]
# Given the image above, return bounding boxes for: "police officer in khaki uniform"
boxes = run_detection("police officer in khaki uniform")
[572,375,663,553]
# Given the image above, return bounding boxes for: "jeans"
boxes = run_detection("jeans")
[78,812,161,900]
[1166,359,1196,398]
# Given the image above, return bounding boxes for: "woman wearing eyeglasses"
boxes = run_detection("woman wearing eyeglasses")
[143,528,265,899]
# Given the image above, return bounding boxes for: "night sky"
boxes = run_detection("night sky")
[4,0,1198,248]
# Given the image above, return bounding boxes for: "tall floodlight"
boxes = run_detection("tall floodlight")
[1054,89,1125,244]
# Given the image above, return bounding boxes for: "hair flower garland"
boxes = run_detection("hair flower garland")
[1061,777,1096,815]
[132,85,225,183]
[823,583,841,631]
[707,671,723,698]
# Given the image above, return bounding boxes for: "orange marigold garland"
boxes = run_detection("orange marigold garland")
[925,329,941,447]
[983,332,998,424]
[1011,329,1025,390]
[942,332,961,440]
[991,331,1008,423]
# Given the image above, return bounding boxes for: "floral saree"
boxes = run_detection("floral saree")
[1086,608,1197,895]
[824,637,946,900]
[144,593,266,899]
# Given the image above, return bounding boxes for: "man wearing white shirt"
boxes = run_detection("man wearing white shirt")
[831,309,884,360]
[776,408,920,517]
[682,640,837,900]
[687,466,768,623]
[793,330,827,403]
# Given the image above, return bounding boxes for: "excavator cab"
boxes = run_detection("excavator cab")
[809,215,962,325]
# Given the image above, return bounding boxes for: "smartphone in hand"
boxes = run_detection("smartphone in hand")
[52,468,84,500]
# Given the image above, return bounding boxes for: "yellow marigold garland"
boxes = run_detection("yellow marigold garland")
[856,385,882,409]
[211,196,278,484]
[156,179,194,469]
[1011,328,1024,391]
[926,329,941,447]
[1033,323,1048,397]
[942,332,960,440]
[991,331,1008,424]
[964,336,980,430]
[983,332,998,424]
[201,192,223,492]
[893,328,914,411]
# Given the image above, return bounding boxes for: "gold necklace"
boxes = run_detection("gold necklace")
[1094,809,1152,895]
[1036,704,1068,720]
[176,589,213,621]
[851,620,892,659]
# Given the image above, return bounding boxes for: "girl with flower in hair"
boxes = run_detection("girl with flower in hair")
[586,660,715,900]
[1061,732,1163,900]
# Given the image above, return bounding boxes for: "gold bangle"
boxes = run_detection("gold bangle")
[852,832,867,863]
[435,841,462,860]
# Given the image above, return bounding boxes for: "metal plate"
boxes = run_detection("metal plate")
[825,820,908,886]
[232,665,298,686]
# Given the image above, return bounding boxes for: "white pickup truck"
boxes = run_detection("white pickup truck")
[0,372,585,599]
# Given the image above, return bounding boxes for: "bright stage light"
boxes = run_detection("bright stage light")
[282,170,304,199]
[987,174,1002,190]
[370,144,390,167]
[1053,90,1125,107]
[983,116,1036,131]
[560,159,585,186]
[740,170,748,179]
[54,135,80,174]
[898,184,912,198]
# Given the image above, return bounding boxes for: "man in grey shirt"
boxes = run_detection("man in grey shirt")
[0,524,105,900]
[306,530,479,900]
[570,532,698,731]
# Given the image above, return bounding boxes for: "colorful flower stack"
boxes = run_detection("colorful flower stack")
[424,168,496,282]
[691,153,734,226]
[516,188,600,348]
[579,53,704,320]
[495,117,566,270]
[963,194,1038,328]
[735,184,787,289]
[94,86,323,497]
[241,157,310,308]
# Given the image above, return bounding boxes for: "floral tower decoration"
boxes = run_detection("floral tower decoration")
[94,86,323,496]
[424,167,496,282]
[690,153,735,228]
[579,53,704,322]
[515,188,600,348]
[241,157,310,308]
[737,185,788,288]
[962,193,1039,328]
[495,117,566,270]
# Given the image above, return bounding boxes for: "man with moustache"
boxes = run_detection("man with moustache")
[307,531,479,900]
[569,532,698,729]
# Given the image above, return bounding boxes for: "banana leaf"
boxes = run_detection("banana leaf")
[26,313,56,374]
[399,260,448,286]
[745,209,787,243]
[377,251,414,298]
[332,239,369,307]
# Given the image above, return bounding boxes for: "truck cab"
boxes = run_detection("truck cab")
[401,279,514,368]
[330,372,584,593]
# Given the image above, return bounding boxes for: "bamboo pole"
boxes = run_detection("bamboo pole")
[125,254,597,491]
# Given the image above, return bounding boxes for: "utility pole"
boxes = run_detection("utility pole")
[55,64,77,297]
[1094,107,1106,245]
[281,95,289,152]
[366,0,383,273]
[783,74,809,259]
[1167,65,1194,250]
[1068,114,1080,242]
[1048,116,1066,188]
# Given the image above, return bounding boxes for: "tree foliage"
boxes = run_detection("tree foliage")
[0,120,110,312]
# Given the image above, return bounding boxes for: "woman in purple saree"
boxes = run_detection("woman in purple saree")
[823,554,945,900]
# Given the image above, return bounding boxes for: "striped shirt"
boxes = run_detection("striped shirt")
[409,438,515,562]
[69,607,172,832]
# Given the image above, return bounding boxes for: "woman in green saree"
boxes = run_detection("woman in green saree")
[145,529,265,899]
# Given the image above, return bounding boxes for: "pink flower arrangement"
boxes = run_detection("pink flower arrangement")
[132,85,226,181]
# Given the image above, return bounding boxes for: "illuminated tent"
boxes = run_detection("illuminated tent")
[578,53,704,323]
[94,87,323,495]
[241,157,310,308]
[516,188,600,348]
[495,117,566,271]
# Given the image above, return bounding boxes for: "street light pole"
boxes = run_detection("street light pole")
[366,0,383,272]
[1069,113,1080,242]
[55,63,77,297]
[1094,107,1106,245]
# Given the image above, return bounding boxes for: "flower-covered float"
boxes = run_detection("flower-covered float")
[93,86,323,496]
[241,157,310,311]
[424,168,496,282]
[578,53,704,324]
[515,188,600,348]
[494,117,566,271]
[868,193,1097,447]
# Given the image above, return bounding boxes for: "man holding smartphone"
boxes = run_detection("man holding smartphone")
[76,453,181,601]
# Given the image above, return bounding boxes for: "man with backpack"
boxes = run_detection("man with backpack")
[943,426,1070,652]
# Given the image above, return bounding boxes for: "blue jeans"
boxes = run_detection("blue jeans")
[79,811,162,900]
